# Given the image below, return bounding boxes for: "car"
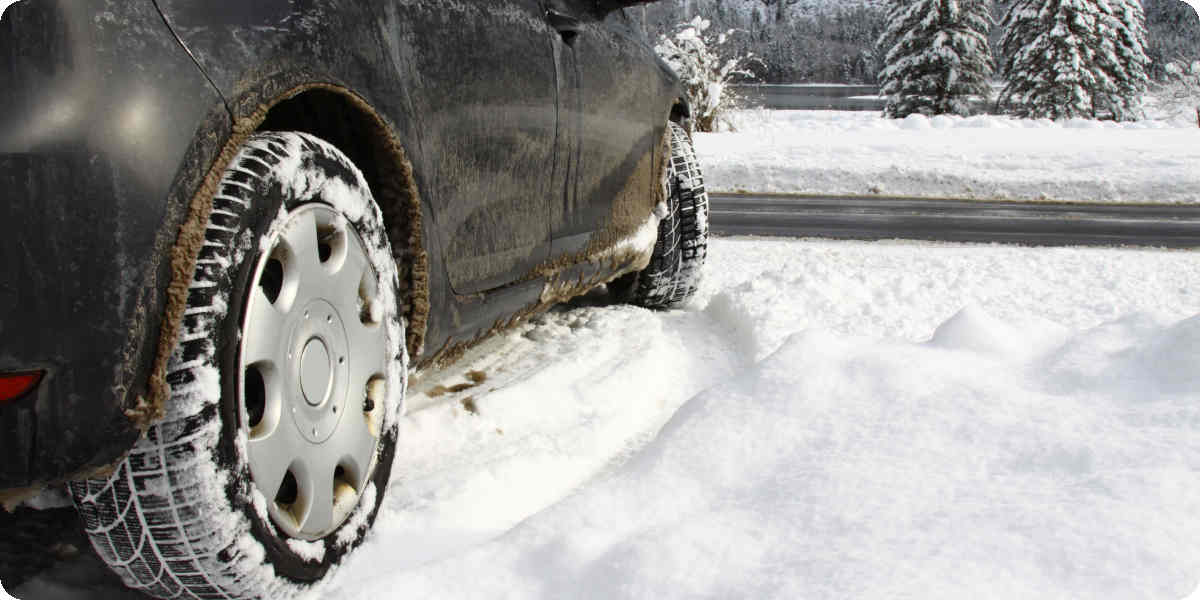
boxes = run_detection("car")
[0,0,709,597]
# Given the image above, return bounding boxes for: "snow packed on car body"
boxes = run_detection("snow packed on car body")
[0,0,710,597]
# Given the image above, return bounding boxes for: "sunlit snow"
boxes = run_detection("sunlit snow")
[695,109,1200,203]
[319,237,1200,600]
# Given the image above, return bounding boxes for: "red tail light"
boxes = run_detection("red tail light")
[0,371,44,404]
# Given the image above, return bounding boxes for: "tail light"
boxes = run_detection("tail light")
[0,371,44,404]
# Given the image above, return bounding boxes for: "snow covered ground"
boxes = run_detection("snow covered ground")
[307,237,1200,600]
[12,239,1200,600]
[695,109,1200,204]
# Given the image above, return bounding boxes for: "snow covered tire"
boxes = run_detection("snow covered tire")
[614,121,709,309]
[69,132,407,599]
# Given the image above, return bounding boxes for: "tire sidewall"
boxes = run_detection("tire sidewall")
[212,132,401,582]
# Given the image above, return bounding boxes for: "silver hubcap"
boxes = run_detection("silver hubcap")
[239,204,388,540]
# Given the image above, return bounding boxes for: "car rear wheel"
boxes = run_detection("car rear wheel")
[613,121,710,309]
[69,131,406,599]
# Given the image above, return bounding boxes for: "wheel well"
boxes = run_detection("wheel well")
[257,88,429,359]
[670,96,691,124]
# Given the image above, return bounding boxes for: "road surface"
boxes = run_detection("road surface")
[709,192,1200,248]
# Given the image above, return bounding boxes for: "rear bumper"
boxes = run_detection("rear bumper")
[0,1,229,490]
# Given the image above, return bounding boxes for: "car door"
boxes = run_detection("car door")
[545,1,670,256]
[385,0,560,295]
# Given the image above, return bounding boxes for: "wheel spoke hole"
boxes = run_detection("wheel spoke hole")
[334,463,360,508]
[260,257,285,305]
[276,469,299,507]
[244,365,267,429]
[317,227,335,263]
[316,217,347,267]
[364,375,386,437]
[358,273,381,325]
[364,376,385,414]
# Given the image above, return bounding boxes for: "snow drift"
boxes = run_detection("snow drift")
[318,237,1200,600]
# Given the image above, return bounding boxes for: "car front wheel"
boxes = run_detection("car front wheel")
[70,131,406,599]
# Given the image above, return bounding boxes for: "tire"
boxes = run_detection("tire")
[614,121,710,309]
[69,132,407,599]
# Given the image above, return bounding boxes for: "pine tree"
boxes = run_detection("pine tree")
[877,0,995,118]
[1093,0,1150,119]
[999,0,1149,120]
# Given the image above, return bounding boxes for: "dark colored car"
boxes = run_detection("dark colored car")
[0,0,709,597]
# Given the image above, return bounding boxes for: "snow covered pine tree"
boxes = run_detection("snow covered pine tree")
[877,0,994,117]
[999,0,1150,120]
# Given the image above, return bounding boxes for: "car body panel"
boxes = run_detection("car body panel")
[156,0,679,356]
[0,0,680,494]
[549,0,677,257]
[0,0,231,491]
[155,0,560,297]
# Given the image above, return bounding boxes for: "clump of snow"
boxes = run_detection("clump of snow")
[927,304,1036,358]
[336,482,378,550]
[900,113,932,129]
[929,114,957,128]
[587,214,661,266]
[697,109,1200,203]
[286,538,326,564]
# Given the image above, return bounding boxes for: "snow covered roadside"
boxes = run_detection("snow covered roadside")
[695,109,1200,204]
[319,237,1200,600]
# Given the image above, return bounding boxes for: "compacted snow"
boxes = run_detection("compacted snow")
[695,109,1200,204]
[311,237,1200,600]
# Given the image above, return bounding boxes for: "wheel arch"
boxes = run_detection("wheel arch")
[149,83,428,430]
[255,86,429,362]
[670,95,692,126]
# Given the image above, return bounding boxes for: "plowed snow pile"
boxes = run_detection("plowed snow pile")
[695,110,1200,204]
[323,237,1200,600]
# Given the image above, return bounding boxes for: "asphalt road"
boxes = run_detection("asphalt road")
[708,192,1200,248]
[729,84,884,111]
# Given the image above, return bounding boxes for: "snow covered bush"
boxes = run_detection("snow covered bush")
[1148,59,1200,124]
[655,17,754,132]
[876,0,994,118]
[999,0,1150,121]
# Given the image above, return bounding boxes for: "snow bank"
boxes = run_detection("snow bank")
[696,109,1200,203]
[698,238,1199,361]
[325,237,1200,600]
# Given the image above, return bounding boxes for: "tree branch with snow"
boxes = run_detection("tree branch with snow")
[655,17,756,132]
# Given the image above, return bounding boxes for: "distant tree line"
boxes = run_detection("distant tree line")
[633,0,1199,85]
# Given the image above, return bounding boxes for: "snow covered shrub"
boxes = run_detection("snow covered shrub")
[1149,59,1200,124]
[655,17,754,132]
[877,0,994,118]
[999,0,1150,121]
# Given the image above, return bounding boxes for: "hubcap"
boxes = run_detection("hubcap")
[239,204,389,540]
[300,338,331,407]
